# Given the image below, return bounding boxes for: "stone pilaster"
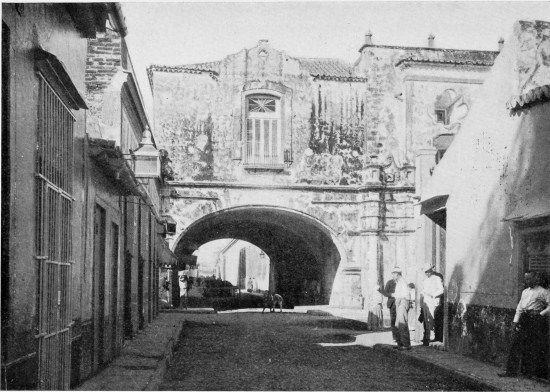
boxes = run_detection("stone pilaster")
[414,147,437,341]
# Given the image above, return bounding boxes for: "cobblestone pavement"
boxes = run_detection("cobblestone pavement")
[160,312,481,391]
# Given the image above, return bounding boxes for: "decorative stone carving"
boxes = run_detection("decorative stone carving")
[361,163,382,184]
[400,163,415,186]
[427,89,469,133]
[515,21,550,95]
[159,149,175,181]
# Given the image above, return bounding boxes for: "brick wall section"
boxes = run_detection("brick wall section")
[86,29,122,92]
[85,29,123,138]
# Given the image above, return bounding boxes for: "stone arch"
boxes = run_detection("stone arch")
[171,205,349,306]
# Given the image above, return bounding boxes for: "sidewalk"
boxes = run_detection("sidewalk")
[77,312,189,391]
[371,340,549,391]
[300,306,550,391]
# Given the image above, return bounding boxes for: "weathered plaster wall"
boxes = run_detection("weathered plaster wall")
[215,242,269,291]
[152,42,380,186]
[80,18,163,383]
[354,46,491,163]
[425,20,550,365]
[354,47,407,160]
[78,162,124,380]
[164,186,413,243]
[406,78,483,151]
[2,4,88,388]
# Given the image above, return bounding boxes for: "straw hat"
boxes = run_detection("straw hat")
[391,266,402,274]
[423,264,434,273]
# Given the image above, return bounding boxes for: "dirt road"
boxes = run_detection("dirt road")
[160,312,478,391]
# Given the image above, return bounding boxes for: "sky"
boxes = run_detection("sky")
[194,239,231,274]
[121,1,550,117]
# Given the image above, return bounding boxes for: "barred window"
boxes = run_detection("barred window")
[35,72,75,390]
[244,95,282,168]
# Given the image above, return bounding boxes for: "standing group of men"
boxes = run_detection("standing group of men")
[377,264,444,350]
[377,267,550,380]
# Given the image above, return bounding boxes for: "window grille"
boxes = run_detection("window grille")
[35,74,74,390]
[525,230,550,273]
[244,95,282,168]
[248,97,276,113]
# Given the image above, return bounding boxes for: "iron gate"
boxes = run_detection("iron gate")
[35,74,74,389]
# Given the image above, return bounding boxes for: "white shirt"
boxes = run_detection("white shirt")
[394,276,409,300]
[422,274,444,299]
[372,290,383,305]
[513,285,550,323]
[408,288,416,302]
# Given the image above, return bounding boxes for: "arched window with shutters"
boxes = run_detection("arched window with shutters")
[244,94,283,169]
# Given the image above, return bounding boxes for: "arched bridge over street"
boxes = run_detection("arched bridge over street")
[161,180,416,307]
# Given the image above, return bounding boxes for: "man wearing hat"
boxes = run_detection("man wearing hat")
[391,266,412,350]
[421,264,444,345]
[377,276,397,342]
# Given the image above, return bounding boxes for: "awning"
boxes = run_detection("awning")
[503,198,550,222]
[180,255,198,267]
[88,137,143,197]
[158,238,178,269]
[35,48,88,110]
[419,195,449,229]
[433,134,455,151]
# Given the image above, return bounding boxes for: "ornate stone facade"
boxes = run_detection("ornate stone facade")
[150,35,498,309]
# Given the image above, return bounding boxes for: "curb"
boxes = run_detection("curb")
[372,344,499,391]
[306,309,334,317]
[161,308,217,314]
[76,314,187,391]
[144,321,184,391]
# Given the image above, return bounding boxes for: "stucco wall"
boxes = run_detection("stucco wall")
[2,4,88,388]
[152,43,381,186]
[407,78,482,150]
[218,242,270,291]
[78,162,124,380]
[354,45,490,163]
[424,20,550,365]
[443,31,549,309]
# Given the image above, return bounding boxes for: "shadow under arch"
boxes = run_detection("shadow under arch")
[172,205,349,306]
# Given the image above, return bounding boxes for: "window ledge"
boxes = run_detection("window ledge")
[243,163,285,173]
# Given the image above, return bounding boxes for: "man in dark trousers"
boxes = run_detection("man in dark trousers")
[378,276,397,342]
[421,264,444,345]
[498,271,550,379]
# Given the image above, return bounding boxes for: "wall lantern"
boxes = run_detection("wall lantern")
[163,215,177,235]
[132,126,160,178]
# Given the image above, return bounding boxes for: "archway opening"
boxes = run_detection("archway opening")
[194,239,271,293]
[173,206,343,306]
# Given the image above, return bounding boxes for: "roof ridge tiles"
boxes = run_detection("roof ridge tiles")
[394,48,499,67]
[507,84,550,112]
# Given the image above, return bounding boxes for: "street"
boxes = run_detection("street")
[161,313,479,391]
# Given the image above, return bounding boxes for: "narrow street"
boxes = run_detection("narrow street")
[161,313,478,391]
